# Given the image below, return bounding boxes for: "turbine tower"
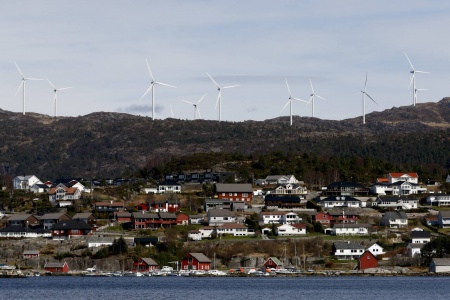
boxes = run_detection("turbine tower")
[181,93,207,120]
[14,62,43,115]
[361,72,377,125]
[206,73,239,122]
[46,77,72,118]
[404,52,429,106]
[308,79,327,118]
[281,78,308,126]
[139,60,176,120]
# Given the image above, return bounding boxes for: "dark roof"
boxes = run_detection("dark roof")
[411,231,431,239]
[333,241,364,250]
[189,253,211,263]
[327,182,366,188]
[52,219,91,230]
[132,212,159,219]
[140,258,158,266]
[321,196,361,202]
[157,180,180,186]
[265,195,301,203]
[377,196,418,202]
[0,225,35,233]
[215,183,252,193]
[158,212,176,219]
[333,223,371,229]
[382,211,408,220]
[207,209,236,217]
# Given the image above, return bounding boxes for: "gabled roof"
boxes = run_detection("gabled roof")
[0,225,35,233]
[139,258,158,266]
[72,213,94,219]
[45,262,67,268]
[132,212,159,219]
[52,219,91,230]
[408,243,426,249]
[264,256,283,266]
[23,250,40,255]
[411,231,431,239]
[333,223,371,229]
[219,223,248,229]
[431,258,450,266]
[207,209,236,217]
[39,213,70,220]
[7,214,34,221]
[157,180,181,186]
[215,183,252,193]
[389,173,418,178]
[159,212,176,219]
[333,241,364,250]
[440,211,450,218]
[95,201,124,207]
[189,253,211,263]
[377,196,417,202]
[382,211,408,220]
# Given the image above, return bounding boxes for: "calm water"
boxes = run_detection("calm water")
[0,276,449,300]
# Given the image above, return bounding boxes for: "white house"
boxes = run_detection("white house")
[380,211,408,228]
[320,196,361,208]
[407,243,426,257]
[438,211,450,228]
[430,258,450,273]
[367,243,385,257]
[371,196,418,210]
[48,186,82,205]
[411,231,431,244]
[370,181,426,196]
[157,181,181,194]
[30,183,50,194]
[189,215,205,225]
[188,230,202,241]
[331,223,371,236]
[273,183,307,195]
[265,175,298,185]
[259,211,300,225]
[216,223,255,237]
[13,175,42,191]
[426,194,450,206]
[87,237,114,248]
[207,209,237,226]
[388,173,419,184]
[275,223,306,236]
[333,241,365,260]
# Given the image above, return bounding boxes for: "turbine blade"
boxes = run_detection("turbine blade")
[404,51,415,70]
[170,104,174,118]
[215,92,220,109]
[408,74,415,89]
[181,100,194,105]
[222,85,239,89]
[15,81,24,95]
[197,107,202,119]
[415,70,429,74]
[310,79,315,93]
[46,77,56,89]
[285,78,292,97]
[14,62,24,77]
[365,93,378,105]
[58,87,72,91]
[206,72,220,88]
[316,95,327,101]
[139,84,153,101]
[364,72,368,90]
[197,93,207,105]
[280,100,290,113]
[293,97,308,104]
[146,59,155,81]
[26,77,43,81]
[155,82,177,88]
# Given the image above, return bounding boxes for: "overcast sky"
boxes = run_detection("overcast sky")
[0,1,448,122]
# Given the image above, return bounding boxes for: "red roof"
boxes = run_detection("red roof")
[291,223,307,229]
[388,173,418,178]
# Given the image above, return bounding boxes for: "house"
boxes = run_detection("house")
[370,181,426,196]
[198,226,215,239]
[358,250,378,270]
[44,261,69,273]
[371,196,418,210]
[181,253,211,271]
[367,243,385,257]
[407,243,426,257]
[437,211,450,228]
[207,209,237,226]
[330,223,371,236]
[320,196,362,208]
[273,183,307,195]
[48,186,82,204]
[379,211,408,228]
[429,258,450,273]
[176,213,189,225]
[426,194,450,206]
[188,230,202,241]
[263,257,283,269]
[7,214,41,228]
[132,212,160,229]
[158,212,178,227]
[51,219,92,240]
[216,223,255,237]
[264,195,304,210]
[323,182,369,196]
[133,258,159,272]
[53,178,86,193]
[312,212,334,227]
[275,223,306,236]
[115,211,132,223]
[13,175,42,191]
[157,180,181,194]
[332,241,365,260]
[87,237,114,248]
[424,216,439,227]
[264,175,298,185]
[204,199,232,212]
[259,211,300,225]
[151,199,180,213]
[189,215,205,225]
[388,172,419,184]
[72,212,96,226]
[215,183,253,203]
[411,231,431,244]
[39,212,71,230]
[328,211,359,224]
[30,183,50,194]
[94,201,125,213]
[23,250,40,259]
[0,225,41,238]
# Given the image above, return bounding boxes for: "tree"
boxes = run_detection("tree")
[314,221,323,233]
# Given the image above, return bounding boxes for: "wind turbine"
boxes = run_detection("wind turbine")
[281,78,308,126]
[206,73,239,122]
[181,93,207,120]
[361,72,377,125]
[45,77,72,118]
[139,60,176,120]
[14,62,43,115]
[404,52,429,106]
[308,79,327,118]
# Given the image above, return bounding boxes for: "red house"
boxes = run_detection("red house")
[44,261,69,273]
[358,250,378,270]
[133,258,159,272]
[115,211,132,223]
[313,213,333,227]
[181,253,211,271]
[135,203,149,211]
[263,257,283,269]
[176,213,189,225]
[23,250,40,259]
[51,219,92,240]
[151,200,181,213]
[216,183,253,203]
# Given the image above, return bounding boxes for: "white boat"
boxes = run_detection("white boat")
[123,271,144,277]
[178,270,190,277]
[207,270,227,276]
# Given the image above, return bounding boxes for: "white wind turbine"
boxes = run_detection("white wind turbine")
[14,62,43,115]
[281,78,308,126]
[308,79,327,118]
[181,93,207,120]
[45,77,72,118]
[361,72,377,125]
[139,60,176,120]
[404,52,429,106]
[206,73,239,122]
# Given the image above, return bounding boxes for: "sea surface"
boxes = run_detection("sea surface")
[0,276,449,300]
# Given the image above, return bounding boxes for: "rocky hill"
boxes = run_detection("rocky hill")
[0,98,448,179]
